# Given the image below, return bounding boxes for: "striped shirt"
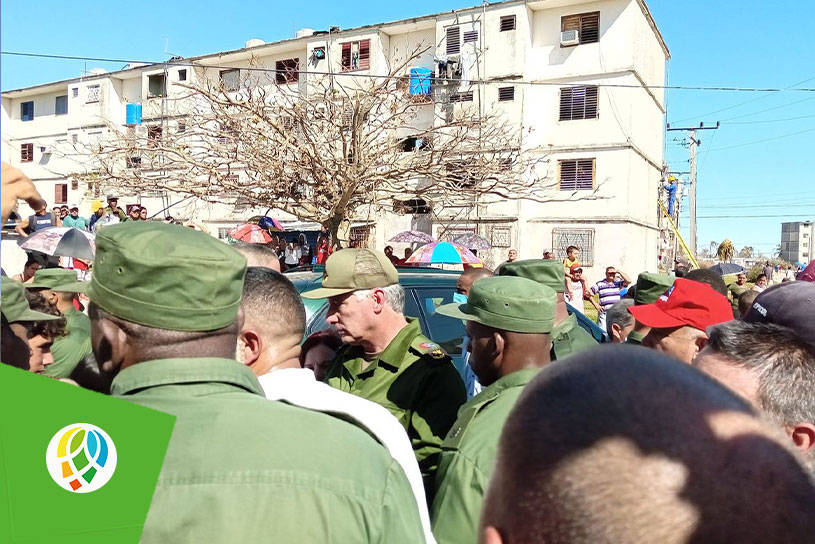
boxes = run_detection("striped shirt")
[592,279,625,310]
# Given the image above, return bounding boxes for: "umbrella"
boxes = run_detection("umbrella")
[405,241,481,265]
[229,224,273,244]
[18,227,96,261]
[708,262,744,275]
[389,230,435,244]
[258,216,286,232]
[453,233,491,250]
[798,259,815,282]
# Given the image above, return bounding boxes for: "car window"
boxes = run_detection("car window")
[412,288,465,356]
[305,302,330,337]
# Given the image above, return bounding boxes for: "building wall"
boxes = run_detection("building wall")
[780,221,814,263]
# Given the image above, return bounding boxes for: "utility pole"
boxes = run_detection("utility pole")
[666,122,719,259]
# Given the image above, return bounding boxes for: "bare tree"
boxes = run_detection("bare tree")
[79,46,603,245]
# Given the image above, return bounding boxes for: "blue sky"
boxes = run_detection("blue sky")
[2,0,814,256]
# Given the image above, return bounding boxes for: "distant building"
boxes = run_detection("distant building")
[1,0,669,275]
[780,221,814,263]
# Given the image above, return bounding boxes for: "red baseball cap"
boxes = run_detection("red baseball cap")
[628,278,733,331]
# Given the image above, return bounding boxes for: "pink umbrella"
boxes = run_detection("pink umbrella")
[405,241,481,265]
[229,224,273,244]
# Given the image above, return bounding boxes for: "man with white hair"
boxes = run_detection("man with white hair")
[303,249,467,503]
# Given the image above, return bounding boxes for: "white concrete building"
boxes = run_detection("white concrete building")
[780,221,814,263]
[2,0,668,277]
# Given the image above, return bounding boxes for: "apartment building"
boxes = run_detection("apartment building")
[1,0,668,275]
[780,221,814,263]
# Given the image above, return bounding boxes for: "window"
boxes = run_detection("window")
[21,143,34,162]
[126,156,142,168]
[72,87,79,98]
[413,288,466,351]
[450,91,474,103]
[220,69,240,91]
[147,126,162,147]
[87,85,100,103]
[21,101,34,121]
[561,12,600,44]
[559,86,598,120]
[55,95,68,115]
[54,183,68,205]
[446,26,461,55]
[552,228,595,266]
[559,158,595,191]
[340,40,370,71]
[178,69,187,81]
[400,136,432,152]
[218,227,232,240]
[71,134,78,144]
[177,122,187,133]
[500,15,516,32]
[275,58,300,84]
[71,179,79,191]
[313,46,326,61]
[498,86,515,102]
[463,30,479,43]
[446,161,479,189]
[393,198,431,214]
[148,74,166,97]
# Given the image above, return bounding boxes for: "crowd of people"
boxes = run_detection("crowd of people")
[2,162,815,542]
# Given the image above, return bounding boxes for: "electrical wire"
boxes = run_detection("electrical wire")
[4,50,815,93]
[705,127,815,153]
[728,114,815,125]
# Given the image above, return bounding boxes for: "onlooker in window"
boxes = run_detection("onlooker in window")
[605,299,635,343]
[591,266,631,330]
[753,273,769,293]
[62,206,89,230]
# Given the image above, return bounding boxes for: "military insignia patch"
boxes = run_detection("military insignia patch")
[419,342,439,350]
[429,349,446,359]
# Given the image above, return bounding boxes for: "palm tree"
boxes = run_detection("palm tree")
[717,239,735,262]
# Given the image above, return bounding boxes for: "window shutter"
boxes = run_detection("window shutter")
[559,159,594,191]
[560,86,598,120]
[559,88,573,120]
[463,30,479,43]
[55,184,68,204]
[358,40,370,70]
[21,143,33,162]
[561,15,581,32]
[446,27,461,55]
[341,42,352,70]
[580,12,600,43]
[498,87,515,102]
[500,15,516,32]
[585,86,598,118]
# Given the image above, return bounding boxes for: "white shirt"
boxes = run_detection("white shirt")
[258,368,436,544]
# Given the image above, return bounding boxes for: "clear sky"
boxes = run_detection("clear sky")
[2,0,814,257]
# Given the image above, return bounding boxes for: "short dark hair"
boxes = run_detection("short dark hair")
[605,266,616,274]
[232,242,280,269]
[738,290,759,318]
[566,245,579,253]
[300,330,343,368]
[706,320,815,427]
[755,273,768,282]
[23,291,66,339]
[685,268,728,297]
[241,267,305,338]
[605,299,634,336]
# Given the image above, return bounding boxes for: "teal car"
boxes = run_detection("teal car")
[287,266,607,371]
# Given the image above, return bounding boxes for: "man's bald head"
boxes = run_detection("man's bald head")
[456,267,494,297]
[232,242,281,272]
[481,345,815,544]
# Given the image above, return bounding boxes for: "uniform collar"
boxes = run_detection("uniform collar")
[551,313,578,339]
[111,357,264,396]
[379,318,421,367]
[470,368,538,405]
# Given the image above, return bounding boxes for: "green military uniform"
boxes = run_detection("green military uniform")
[325,318,466,501]
[431,276,557,543]
[1,276,61,324]
[728,282,750,318]
[626,272,674,345]
[27,268,91,378]
[88,223,425,543]
[304,248,467,502]
[498,259,595,359]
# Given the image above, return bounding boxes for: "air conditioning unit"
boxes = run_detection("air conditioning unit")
[39,145,53,154]
[560,30,579,46]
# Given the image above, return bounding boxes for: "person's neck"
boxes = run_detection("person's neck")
[254,343,302,376]
[494,342,551,384]
[55,298,75,314]
[554,295,569,326]
[358,314,410,356]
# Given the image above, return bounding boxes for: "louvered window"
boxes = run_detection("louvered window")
[498,87,515,102]
[450,91,474,103]
[341,40,370,71]
[561,12,600,44]
[276,58,300,84]
[559,159,595,191]
[500,15,516,32]
[559,86,598,120]
[463,30,479,43]
[55,184,68,204]
[21,143,33,162]
[220,69,240,92]
[446,27,461,54]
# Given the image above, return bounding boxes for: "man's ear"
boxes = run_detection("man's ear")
[695,333,709,354]
[370,288,387,314]
[482,526,504,544]
[611,323,622,342]
[94,317,128,373]
[239,329,263,367]
[789,423,815,454]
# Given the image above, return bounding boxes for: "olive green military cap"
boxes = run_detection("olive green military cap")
[498,259,565,293]
[634,272,674,306]
[1,276,60,323]
[27,268,87,293]
[87,222,247,331]
[302,249,398,299]
[436,276,556,333]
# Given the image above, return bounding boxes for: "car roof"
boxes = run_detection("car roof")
[287,266,460,294]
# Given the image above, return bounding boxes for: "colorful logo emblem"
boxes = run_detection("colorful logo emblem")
[45,423,117,493]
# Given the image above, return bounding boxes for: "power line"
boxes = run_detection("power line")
[728,114,815,125]
[705,127,815,152]
[698,214,814,219]
[4,50,815,93]
[720,95,815,121]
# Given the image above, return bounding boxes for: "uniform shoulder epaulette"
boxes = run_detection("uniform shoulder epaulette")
[409,338,450,361]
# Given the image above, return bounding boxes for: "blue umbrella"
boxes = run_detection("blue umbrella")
[709,262,744,275]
